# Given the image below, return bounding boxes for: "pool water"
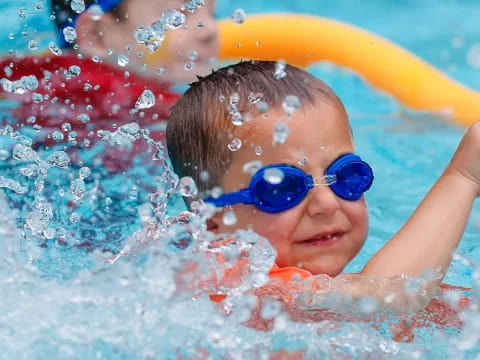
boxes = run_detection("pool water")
[1,0,480,359]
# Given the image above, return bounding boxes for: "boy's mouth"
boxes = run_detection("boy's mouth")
[298,230,345,246]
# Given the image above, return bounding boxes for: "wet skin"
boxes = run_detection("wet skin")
[212,95,369,277]
[76,0,219,84]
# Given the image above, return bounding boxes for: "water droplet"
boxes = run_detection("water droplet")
[282,95,300,117]
[71,178,86,200]
[46,151,70,168]
[70,0,85,14]
[255,146,263,156]
[200,171,210,182]
[48,42,63,55]
[69,212,80,223]
[272,122,290,145]
[467,43,480,69]
[88,4,103,20]
[83,83,92,91]
[243,160,262,174]
[156,67,165,75]
[18,7,27,18]
[43,228,56,240]
[117,54,129,67]
[12,144,37,161]
[135,89,155,109]
[32,93,43,103]
[230,93,240,105]
[91,55,101,63]
[231,112,244,126]
[222,209,237,225]
[231,9,246,24]
[256,101,269,112]
[0,149,10,160]
[228,138,242,151]
[184,61,194,71]
[62,26,77,44]
[68,65,81,76]
[274,60,286,79]
[27,39,38,50]
[298,157,308,166]
[248,92,263,104]
[79,167,91,179]
[179,177,198,197]
[52,131,64,142]
[264,168,284,185]
[218,95,225,102]
[8,32,14,40]
[162,9,186,30]
[189,51,198,61]
[77,113,90,123]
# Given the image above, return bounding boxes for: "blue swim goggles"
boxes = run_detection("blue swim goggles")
[204,153,374,213]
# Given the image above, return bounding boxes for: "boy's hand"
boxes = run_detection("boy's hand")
[446,122,480,196]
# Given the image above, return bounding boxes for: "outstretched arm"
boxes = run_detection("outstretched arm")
[361,123,480,284]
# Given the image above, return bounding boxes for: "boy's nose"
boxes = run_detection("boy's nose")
[305,185,341,218]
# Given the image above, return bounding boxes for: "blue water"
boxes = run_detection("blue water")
[1,0,480,359]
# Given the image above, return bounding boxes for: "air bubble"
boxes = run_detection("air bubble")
[228,138,242,152]
[263,168,284,185]
[255,146,263,156]
[231,9,246,24]
[184,61,194,71]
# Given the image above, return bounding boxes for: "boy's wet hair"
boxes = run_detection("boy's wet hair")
[50,0,126,47]
[167,60,342,193]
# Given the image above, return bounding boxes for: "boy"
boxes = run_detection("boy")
[0,0,218,143]
[166,60,479,309]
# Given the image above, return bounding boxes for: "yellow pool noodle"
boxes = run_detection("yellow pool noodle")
[217,14,480,126]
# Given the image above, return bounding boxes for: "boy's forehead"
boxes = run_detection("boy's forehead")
[231,99,353,168]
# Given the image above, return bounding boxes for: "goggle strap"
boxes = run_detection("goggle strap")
[205,188,252,207]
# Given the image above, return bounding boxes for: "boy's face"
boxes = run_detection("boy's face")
[213,97,369,277]
[78,0,218,83]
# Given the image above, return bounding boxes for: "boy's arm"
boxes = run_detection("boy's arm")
[361,123,480,283]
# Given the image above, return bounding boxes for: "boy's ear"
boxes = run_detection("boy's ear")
[75,11,120,58]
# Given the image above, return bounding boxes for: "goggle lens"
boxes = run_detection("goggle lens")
[254,168,308,212]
